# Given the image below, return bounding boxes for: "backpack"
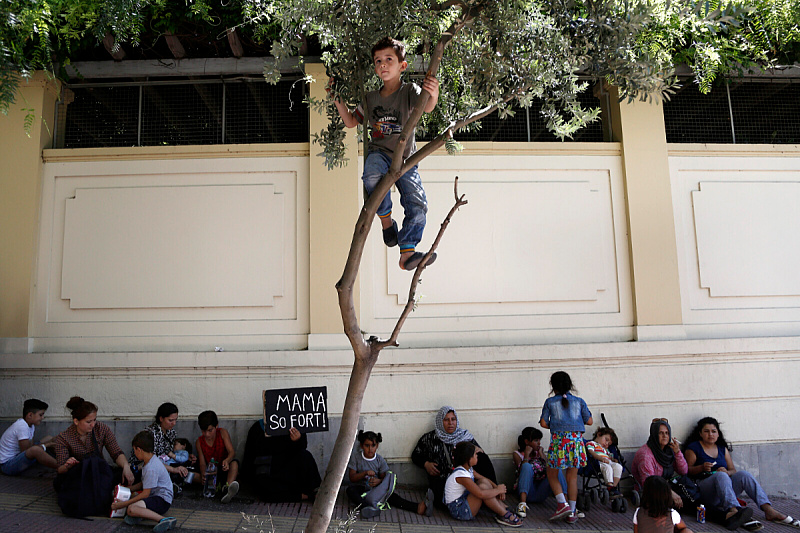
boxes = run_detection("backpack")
[53,430,115,518]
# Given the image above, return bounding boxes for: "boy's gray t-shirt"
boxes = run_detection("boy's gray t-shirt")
[347,451,389,488]
[142,454,174,504]
[356,82,422,159]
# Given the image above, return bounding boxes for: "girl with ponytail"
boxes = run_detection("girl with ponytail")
[539,372,593,524]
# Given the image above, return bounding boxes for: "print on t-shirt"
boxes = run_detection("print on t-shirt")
[371,105,403,139]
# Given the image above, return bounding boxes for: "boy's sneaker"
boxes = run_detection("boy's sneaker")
[401,252,437,271]
[124,515,143,525]
[516,502,528,518]
[566,512,579,524]
[364,471,395,508]
[153,517,177,532]
[172,482,182,497]
[221,480,239,503]
[549,502,571,521]
[382,220,398,247]
[361,506,381,519]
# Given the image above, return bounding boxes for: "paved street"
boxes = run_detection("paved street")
[2,469,799,533]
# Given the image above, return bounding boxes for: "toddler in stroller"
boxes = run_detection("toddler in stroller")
[587,428,623,499]
[579,418,637,513]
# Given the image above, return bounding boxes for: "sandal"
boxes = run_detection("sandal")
[743,520,765,531]
[726,508,754,531]
[773,516,800,528]
[495,510,522,527]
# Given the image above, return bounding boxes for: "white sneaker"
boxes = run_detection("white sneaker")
[516,502,528,518]
[221,480,239,503]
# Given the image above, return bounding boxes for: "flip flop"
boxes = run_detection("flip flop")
[743,520,764,531]
[382,220,398,247]
[773,516,800,528]
[726,507,754,531]
[401,251,437,271]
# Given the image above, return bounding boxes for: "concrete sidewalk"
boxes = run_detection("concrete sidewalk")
[2,469,799,533]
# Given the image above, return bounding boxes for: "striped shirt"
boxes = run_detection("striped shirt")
[54,422,124,466]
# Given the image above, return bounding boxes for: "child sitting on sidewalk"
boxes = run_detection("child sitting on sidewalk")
[196,410,239,503]
[112,431,176,533]
[0,399,57,475]
[444,441,521,527]
[347,430,433,518]
[332,37,440,271]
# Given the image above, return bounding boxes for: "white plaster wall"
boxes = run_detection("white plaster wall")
[669,145,800,338]
[30,155,310,352]
[29,144,633,352]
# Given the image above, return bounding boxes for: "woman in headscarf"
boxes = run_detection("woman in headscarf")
[631,418,688,511]
[411,406,496,509]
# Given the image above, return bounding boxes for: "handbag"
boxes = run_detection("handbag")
[670,474,701,507]
[54,430,115,518]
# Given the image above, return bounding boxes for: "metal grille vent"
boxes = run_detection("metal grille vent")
[664,80,800,144]
[443,89,604,143]
[58,78,309,148]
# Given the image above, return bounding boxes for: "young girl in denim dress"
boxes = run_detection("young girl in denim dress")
[539,371,593,524]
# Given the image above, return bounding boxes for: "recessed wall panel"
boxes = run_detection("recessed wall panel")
[693,181,800,297]
[62,184,283,309]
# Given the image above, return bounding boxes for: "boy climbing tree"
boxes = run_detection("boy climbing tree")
[331,37,440,271]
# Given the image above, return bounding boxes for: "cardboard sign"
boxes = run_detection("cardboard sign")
[262,386,329,436]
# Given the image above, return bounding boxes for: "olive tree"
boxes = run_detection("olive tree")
[254,1,673,532]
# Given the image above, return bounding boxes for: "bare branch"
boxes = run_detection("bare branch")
[401,91,518,173]
[430,0,465,11]
[374,177,468,351]
[102,33,126,61]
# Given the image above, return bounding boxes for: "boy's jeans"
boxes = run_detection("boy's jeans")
[362,151,427,252]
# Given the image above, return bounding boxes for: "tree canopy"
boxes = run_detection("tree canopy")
[2,0,799,142]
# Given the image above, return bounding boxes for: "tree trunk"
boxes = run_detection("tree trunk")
[305,347,376,532]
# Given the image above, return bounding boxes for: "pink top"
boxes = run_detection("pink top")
[631,443,688,488]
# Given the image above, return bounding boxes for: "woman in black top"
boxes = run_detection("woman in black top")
[242,420,321,502]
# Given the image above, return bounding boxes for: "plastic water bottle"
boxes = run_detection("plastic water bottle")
[203,459,217,498]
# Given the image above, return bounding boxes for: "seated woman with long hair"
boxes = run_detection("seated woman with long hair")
[683,417,798,530]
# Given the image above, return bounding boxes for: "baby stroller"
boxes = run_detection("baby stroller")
[577,413,640,513]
